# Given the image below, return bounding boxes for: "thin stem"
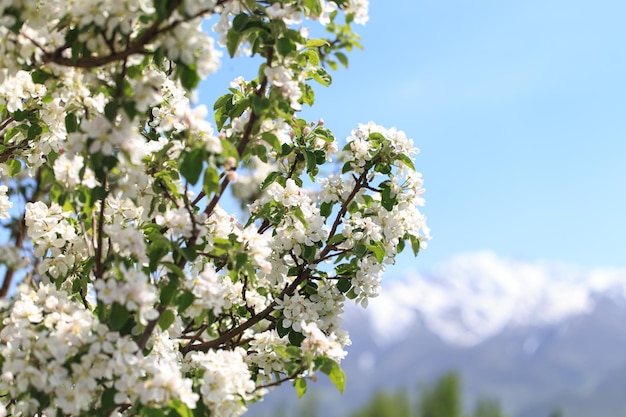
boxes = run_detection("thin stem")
[182,265,310,354]
[322,171,367,252]
[32,1,230,69]
[94,177,107,280]
[255,366,307,391]
[203,48,273,218]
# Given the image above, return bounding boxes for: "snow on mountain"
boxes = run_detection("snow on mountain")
[362,251,626,346]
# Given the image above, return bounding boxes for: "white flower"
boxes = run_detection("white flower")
[275,293,318,332]
[188,264,227,316]
[53,154,83,188]
[156,207,194,239]
[347,0,369,24]
[238,226,272,274]
[191,348,256,417]
[0,185,12,218]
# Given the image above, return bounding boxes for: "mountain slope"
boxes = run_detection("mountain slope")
[249,252,626,417]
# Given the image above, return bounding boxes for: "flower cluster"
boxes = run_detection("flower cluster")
[0,1,428,417]
[0,284,196,416]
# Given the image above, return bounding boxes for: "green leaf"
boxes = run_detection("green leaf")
[158,309,175,331]
[335,52,349,68]
[176,291,195,313]
[304,0,322,15]
[295,378,307,398]
[162,261,185,279]
[329,363,346,394]
[335,263,357,275]
[250,94,269,115]
[354,243,366,258]
[213,93,233,111]
[203,167,220,195]
[318,358,346,394]
[31,69,50,84]
[397,238,406,254]
[306,39,329,48]
[304,281,318,295]
[280,143,293,157]
[289,330,306,346]
[276,37,295,57]
[7,159,21,177]
[154,0,170,20]
[369,241,385,263]
[170,399,194,417]
[396,153,416,170]
[410,235,421,256]
[336,278,351,293]
[11,110,28,122]
[381,185,397,211]
[369,132,386,144]
[180,246,198,262]
[27,123,42,140]
[232,13,249,32]
[312,67,332,87]
[226,30,242,58]
[109,302,131,331]
[100,388,117,413]
[178,64,200,91]
[179,148,205,185]
[292,207,308,226]
[160,283,178,306]
[320,202,332,218]
[261,132,281,150]
[302,83,315,106]
[301,49,320,66]
[276,318,290,338]
[142,408,165,417]
[148,238,170,272]
[302,245,317,263]
[305,151,317,173]
[122,101,138,119]
[104,101,118,121]
[326,234,345,246]
[235,252,248,270]
[65,113,78,133]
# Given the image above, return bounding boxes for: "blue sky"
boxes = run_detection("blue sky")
[200,0,626,275]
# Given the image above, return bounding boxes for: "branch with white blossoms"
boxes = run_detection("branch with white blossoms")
[0,1,429,417]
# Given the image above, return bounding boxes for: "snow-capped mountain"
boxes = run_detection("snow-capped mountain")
[250,252,626,417]
[364,251,626,347]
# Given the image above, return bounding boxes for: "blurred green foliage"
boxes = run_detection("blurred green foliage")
[259,371,565,417]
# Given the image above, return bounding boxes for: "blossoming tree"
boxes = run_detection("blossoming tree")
[0,0,430,416]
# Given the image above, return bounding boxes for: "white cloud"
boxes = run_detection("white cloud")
[359,251,626,346]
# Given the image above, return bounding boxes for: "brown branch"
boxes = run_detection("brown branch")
[37,0,230,69]
[0,115,13,133]
[181,265,310,355]
[137,305,165,350]
[191,189,206,207]
[255,366,307,392]
[322,171,367,250]
[94,177,107,280]
[204,173,231,218]
[141,44,275,352]
[204,48,274,218]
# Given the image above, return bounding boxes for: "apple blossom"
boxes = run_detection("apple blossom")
[0,1,429,416]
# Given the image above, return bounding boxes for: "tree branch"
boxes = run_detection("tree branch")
[94,177,107,281]
[204,48,274,217]
[36,1,230,69]
[181,264,310,355]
